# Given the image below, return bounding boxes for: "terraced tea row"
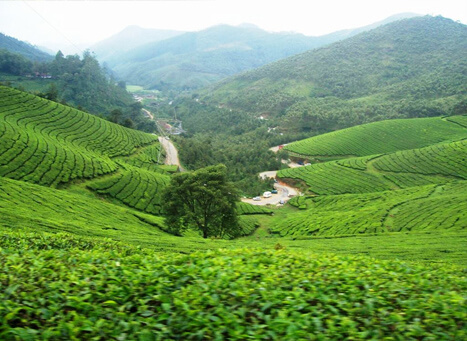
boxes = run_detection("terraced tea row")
[87,165,171,215]
[236,202,272,215]
[279,137,467,195]
[272,181,467,237]
[373,139,467,179]
[0,86,158,187]
[0,119,117,186]
[278,162,391,195]
[0,177,166,242]
[284,116,467,158]
[0,86,156,157]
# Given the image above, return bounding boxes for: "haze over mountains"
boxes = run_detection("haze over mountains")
[0,32,52,62]
[90,13,419,90]
[195,16,467,133]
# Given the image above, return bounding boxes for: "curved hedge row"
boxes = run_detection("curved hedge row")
[278,162,390,195]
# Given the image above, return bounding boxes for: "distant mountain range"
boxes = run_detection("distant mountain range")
[179,16,467,135]
[94,13,419,90]
[0,33,52,62]
[90,26,184,62]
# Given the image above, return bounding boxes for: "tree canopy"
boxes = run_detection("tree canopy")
[162,165,241,238]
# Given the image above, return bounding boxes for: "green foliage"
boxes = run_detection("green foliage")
[0,49,33,75]
[162,165,241,238]
[236,202,272,215]
[176,127,282,196]
[0,245,465,340]
[49,51,136,117]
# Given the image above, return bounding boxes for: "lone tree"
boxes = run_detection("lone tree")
[162,164,241,238]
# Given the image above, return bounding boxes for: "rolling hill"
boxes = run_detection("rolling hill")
[1,87,466,339]
[107,14,419,91]
[283,116,467,159]
[199,16,467,134]
[0,86,267,238]
[273,115,467,237]
[0,32,52,62]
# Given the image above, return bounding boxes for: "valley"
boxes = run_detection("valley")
[0,11,466,340]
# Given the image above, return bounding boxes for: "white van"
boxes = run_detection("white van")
[263,191,272,198]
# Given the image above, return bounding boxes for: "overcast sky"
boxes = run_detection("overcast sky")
[1,0,466,55]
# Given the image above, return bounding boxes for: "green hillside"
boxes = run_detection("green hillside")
[0,86,155,187]
[272,181,467,237]
[200,16,467,134]
[0,86,271,238]
[284,116,467,159]
[1,27,467,338]
[0,32,52,62]
[272,114,467,240]
[278,132,467,194]
[109,24,326,91]
[0,86,175,218]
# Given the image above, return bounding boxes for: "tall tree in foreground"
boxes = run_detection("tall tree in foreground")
[162,165,240,238]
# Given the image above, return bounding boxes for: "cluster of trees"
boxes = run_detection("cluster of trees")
[162,165,241,238]
[0,49,34,75]
[41,51,155,132]
[0,48,155,133]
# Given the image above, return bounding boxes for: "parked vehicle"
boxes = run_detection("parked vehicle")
[263,191,272,198]
[271,189,278,194]
[253,196,261,201]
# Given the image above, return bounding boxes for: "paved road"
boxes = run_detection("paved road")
[241,170,299,206]
[142,109,154,120]
[159,136,182,170]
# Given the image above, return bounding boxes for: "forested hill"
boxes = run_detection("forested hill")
[200,16,467,134]
[0,33,52,62]
[107,14,417,91]
[108,24,322,90]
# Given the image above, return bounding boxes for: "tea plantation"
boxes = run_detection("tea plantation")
[283,116,467,159]
[0,87,466,339]
[0,234,465,340]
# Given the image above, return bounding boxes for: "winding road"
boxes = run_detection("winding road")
[159,136,183,171]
